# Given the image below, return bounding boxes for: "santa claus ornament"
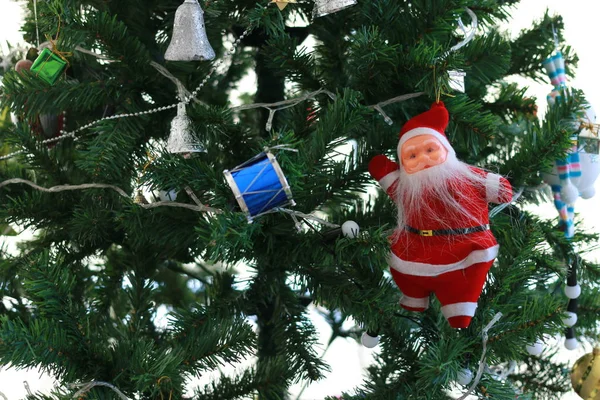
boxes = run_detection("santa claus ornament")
[369,102,513,328]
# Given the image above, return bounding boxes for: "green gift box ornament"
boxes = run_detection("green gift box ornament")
[30,48,67,85]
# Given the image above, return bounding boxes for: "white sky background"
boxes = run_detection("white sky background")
[1,0,600,399]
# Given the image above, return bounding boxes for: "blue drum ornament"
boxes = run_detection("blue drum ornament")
[224,152,295,221]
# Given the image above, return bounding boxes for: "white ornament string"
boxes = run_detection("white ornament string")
[70,381,129,400]
[74,47,425,128]
[436,7,478,62]
[0,160,518,228]
[276,208,340,228]
[74,46,118,62]
[551,23,560,52]
[33,0,40,48]
[457,15,469,38]
[370,92,426,125]
[456,312,502,400]
[74,49,205,104]
[233,88,336,131]
[0,177,350,228]
[288,210,304,231]
[231,89,425,129]
[263,144,300,153]
[0,178,222,214]
[449,8,477,53]
[184,185,207,208]
[150,61,205,106]
[23,380,33,396]
[489,186,524,219]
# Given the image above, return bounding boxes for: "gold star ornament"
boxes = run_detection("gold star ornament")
[270,0,297,11]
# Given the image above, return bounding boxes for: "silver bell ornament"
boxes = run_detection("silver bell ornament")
[166,103,206,155]
[165,0,215,61]
[313,0,357,18]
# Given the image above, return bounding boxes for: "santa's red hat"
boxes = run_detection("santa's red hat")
[398,101,455,156]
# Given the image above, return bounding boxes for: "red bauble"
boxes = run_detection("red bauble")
[15,59,33,73]
[31,113,65,144]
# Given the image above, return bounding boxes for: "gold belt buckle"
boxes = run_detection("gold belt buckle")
[420,230,433,237]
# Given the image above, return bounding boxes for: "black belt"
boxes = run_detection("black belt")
[405,224,490,237]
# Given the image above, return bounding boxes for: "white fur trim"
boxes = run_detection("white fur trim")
[486,173,501,203]
[389,245,499,277]
[379,170,400,192]
[441,302,478,319]
[400,294,429,309]
[397,127,456,157]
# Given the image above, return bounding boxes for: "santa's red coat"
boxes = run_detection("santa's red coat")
[369,154,513,277]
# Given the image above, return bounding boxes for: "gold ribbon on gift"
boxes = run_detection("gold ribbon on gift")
[48,16,72,62]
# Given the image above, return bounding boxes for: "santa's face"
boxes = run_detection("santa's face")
[395,139,489,230]
[400,134,448,174]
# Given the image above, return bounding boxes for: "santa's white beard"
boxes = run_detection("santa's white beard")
[395,155,493,230]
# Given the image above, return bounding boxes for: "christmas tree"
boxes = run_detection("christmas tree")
[0,0,599,399]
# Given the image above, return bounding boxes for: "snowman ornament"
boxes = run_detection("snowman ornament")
[541,52,600,239]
